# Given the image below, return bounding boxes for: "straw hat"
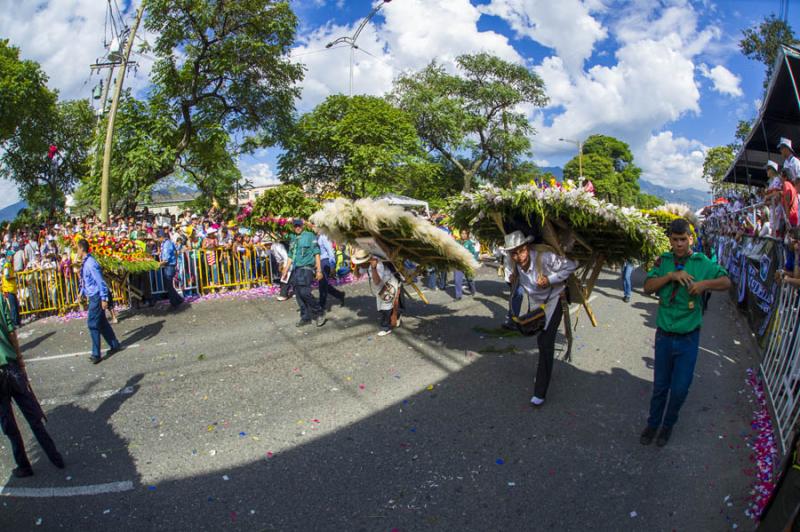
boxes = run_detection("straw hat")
[351,248,371,265]
[500,230,535,252]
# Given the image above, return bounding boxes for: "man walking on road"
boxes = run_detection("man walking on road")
[159,227,184,308]
[316,230,345,310]
[640,218,731,447]
[77,239,121,364]
[0,296,65,477]
[284,219,326,328]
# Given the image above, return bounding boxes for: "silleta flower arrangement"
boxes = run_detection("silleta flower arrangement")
[448,181,670,265]
[62,233,160,274]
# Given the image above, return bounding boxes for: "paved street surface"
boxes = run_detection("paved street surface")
[0,266,760,531]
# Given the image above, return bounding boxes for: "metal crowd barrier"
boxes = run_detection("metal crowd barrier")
[15,267,128,317]
[761,281,800,453]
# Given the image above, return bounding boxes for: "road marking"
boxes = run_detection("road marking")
[569,295,598,314]
[0,480,134,498]
[39,385,136,406]
[26,344,140,363]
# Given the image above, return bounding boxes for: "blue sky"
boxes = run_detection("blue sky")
[0,0,798,207]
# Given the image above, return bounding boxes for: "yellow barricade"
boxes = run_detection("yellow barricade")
[196,246,272,294]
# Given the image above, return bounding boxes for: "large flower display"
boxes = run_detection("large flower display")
[448,182,670,265]
[62,233,160,274]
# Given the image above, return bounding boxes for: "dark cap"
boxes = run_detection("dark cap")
[293,219,304,227]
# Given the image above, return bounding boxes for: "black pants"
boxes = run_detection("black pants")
[0,363,60,469]
[534,308,563,399]
[291,268,323,321]
[319,259,344,308]
[162,265,184,307]
[379,309,392,331]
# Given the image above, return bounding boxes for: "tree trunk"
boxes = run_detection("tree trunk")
[463,171,472,193]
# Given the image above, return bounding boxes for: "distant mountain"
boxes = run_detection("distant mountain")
[0,201,26,222]
[538,166,564,179]
[638,180,710,211]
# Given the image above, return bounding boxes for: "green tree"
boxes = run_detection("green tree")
[1,99,94,216]
[391,52,548,192]
[636,193,664,209]
[279,95,437,198]
[0,39,56,145]
[249,184,320,220]
[563,134,643,205]
[702,145,736,196]
[740,14,798,88]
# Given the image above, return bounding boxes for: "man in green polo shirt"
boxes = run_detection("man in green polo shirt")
[0,295,64,477]
[640,218,731,447]
[284,219,326,327]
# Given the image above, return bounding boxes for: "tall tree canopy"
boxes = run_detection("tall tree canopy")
[702,145,736,196]
[563,134,648,206]
[0,39,56,145]
[1,99,94,216]
[740,14,799,88]
[278,95,437,198]
[391,52,548,192]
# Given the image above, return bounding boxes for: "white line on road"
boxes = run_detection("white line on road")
[0,480,134,498]
[39,385,136,406]
[26,344,140,363]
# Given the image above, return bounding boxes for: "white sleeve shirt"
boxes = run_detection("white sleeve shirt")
[515,248,577,327]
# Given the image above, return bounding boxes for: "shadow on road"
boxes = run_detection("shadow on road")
[19,331,56,352]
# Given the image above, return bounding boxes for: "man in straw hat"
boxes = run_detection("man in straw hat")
[352,249,403,336]
[503,230,577,407]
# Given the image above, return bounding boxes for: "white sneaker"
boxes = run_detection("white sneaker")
[530,395,545,406]
[276,296,289,301]
[396,318,402,328]
[378,329,392,337]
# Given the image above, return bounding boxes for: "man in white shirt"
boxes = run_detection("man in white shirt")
[779,138,800,183]
[503,230,577,407]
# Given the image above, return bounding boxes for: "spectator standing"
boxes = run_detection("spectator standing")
[159,228,184,308]
[3,250,19,326]
[780,137,800,183]
[0,295,65,477]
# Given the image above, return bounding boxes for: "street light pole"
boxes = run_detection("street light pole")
[326,0,391,97]
[559,137,584,179]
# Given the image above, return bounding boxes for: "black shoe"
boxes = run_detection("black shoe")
[656,426,673,447]
[296,319,311,327]
[90,356,102,365]
[50,453,65,469]
[107,342,122,356]
[12,466,33,478]
[623,296,631,303]
[639,425,658,445]
[315,315,327,327]
[501,321,516,331]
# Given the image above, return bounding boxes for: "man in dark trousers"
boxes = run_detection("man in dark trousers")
[77,239,121,364]
[640,218,731,447]
[0,295,65,477]
[159,227,184,308]
[284,219,326,327]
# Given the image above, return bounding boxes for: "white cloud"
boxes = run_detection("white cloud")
[292,0,522,111]
[479,0,607,75]
[239,162,278,187]
[0,0,153,103]
[699,63,742,97]
[638,131,708,190]
[0,180,21,210]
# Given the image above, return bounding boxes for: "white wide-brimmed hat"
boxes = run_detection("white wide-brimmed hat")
[779,137,794,152]
[766,160,780,173]
[351,248,371,265]
[500,230,535,252]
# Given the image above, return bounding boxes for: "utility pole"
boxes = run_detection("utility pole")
[559,137,584,180]
[100,3,145,223]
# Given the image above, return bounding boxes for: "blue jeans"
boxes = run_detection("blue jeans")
[4,292,19,326]
[622,261,634,298]
[87,295,119,359]
[162,265,184,307]
[453,270,476,298]
[318,259,344,308]
[504,283,524,325]
[647,328,701,428]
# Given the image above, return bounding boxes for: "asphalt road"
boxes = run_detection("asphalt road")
[0,266,760,531]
